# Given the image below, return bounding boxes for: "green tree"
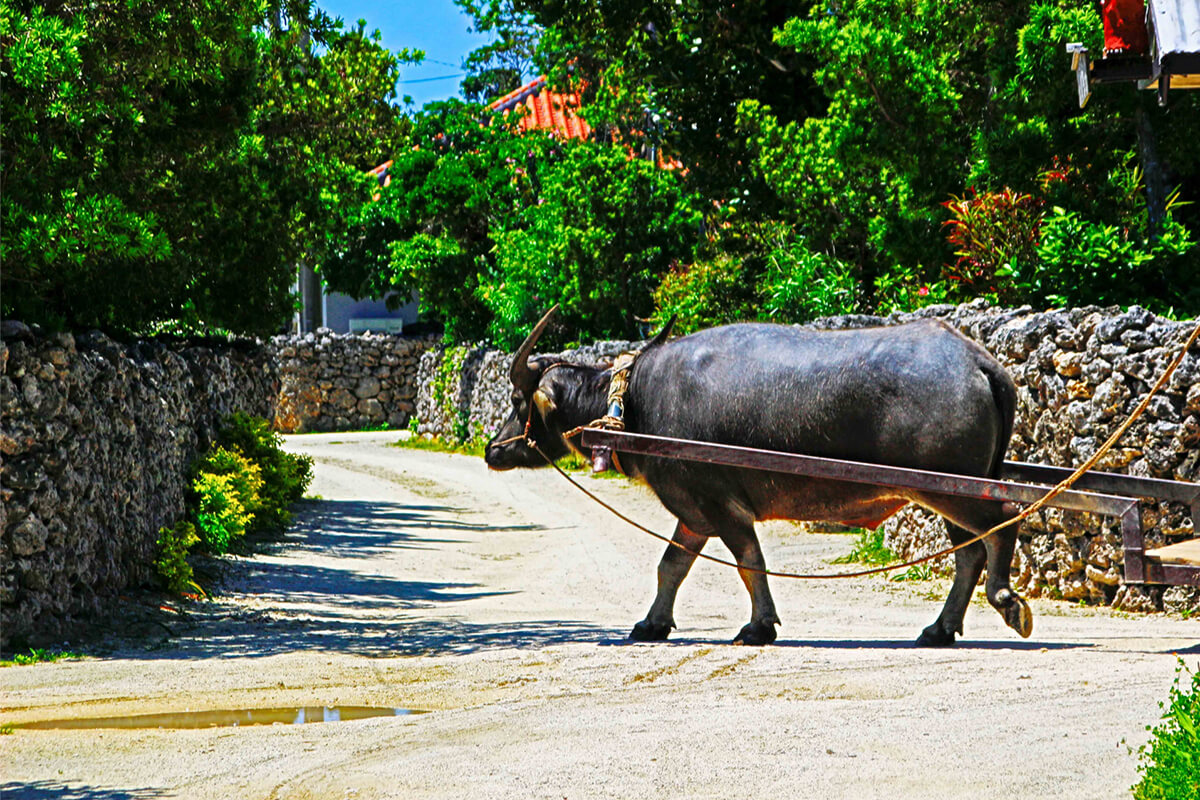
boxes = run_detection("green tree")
[513,0,822,207]
[480,139,701,345]
[321,102,701,345]
[1,1,413,335]
[738,0,1198,313]
[319,100,527,341]
[457,0,540,103]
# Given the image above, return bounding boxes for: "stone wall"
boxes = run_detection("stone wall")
[2,302,1195,646]
[269,329,436,433]
[412,340,641,442]
[1,323,273,646]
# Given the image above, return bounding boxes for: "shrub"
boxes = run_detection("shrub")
[193,472,252,554]
[758,239,858,324]
[652,254,759,335]
[941,187,1044,304]
[1133,660,1200,800]
[154,521,200,594]
[1031,207,1196,311]
[198,446,263,516]
[216,413,313,534]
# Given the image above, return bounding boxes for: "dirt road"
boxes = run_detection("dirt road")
[3,431,1198,799]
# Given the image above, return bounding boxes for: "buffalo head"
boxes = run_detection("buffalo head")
[484,306,574,470]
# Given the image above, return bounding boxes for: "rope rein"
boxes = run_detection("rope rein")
[521,318,1200,582]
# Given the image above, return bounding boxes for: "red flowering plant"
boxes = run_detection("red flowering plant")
[941,186,1046,304]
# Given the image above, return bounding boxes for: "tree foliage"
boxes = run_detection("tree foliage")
[739,0,1199,314]
[1,0,414,335]
[320,101,701,346]
[519,0,822,206]
[9,0,1196,343]
[456,0,540,103]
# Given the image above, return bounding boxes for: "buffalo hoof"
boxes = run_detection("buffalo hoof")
[733,620,777,646]
[998,590,1034,638]
[630,619,672,641]
[915,623,956,648]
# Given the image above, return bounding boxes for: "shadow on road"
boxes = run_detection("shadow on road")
[0,782,169,800]
[264,499,544,559]
[108,499,622,660]
[598,636,1091,650]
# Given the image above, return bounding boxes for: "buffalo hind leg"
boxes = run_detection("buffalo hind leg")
[719,521,781,646]
[630,522,706,641]
[982,517,1033,639]
[917,496,1033,646]
[916,524,985,647]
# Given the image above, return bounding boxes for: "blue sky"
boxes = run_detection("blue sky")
[316,0,495,107]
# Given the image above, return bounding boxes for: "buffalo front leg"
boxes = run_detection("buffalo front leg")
[720,523,781,646]
[630,522,706,641]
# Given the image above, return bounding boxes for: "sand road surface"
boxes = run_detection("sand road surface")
[2,431,1198,799]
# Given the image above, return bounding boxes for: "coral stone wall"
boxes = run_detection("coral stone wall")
[269,330,437,433]
[2,303,1196,647]
[0,323,273,645]
[859,303,1199,613]
[412,340,642,442]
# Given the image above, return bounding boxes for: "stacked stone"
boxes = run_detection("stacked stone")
[269,330,436,433]
[0,322,272,646]
[3,303,1195,646]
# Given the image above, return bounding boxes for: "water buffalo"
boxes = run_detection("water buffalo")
[485,307,1029,647]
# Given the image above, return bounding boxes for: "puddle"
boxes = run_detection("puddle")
[16,706,425,730]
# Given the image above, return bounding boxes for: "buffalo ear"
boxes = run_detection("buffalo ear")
[533,388,557,420]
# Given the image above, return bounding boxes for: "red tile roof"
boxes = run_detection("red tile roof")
[487,75,591,141]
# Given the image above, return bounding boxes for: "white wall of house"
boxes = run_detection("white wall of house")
[293,265,418,334]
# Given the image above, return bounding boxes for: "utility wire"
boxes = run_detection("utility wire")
[402,73,467,83]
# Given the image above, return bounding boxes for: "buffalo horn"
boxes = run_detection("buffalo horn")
[509,304,559,392]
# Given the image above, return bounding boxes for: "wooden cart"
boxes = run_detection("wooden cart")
[581,428,1200,587]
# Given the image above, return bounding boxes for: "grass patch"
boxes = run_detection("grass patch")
[392,435,626,478]
[1132,659,1200,800]
[392,434,487,458]
[0,648,86,667]
[0,724,13,735]
[830,528,895,566]
[890,563,934,582]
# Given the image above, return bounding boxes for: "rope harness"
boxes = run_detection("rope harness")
[508,319,1200,581]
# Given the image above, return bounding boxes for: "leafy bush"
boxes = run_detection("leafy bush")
[193,472,252,554]
[652,254,759,335]
[152,413,311,590]
[1133,660,1200,800]
[1029,207,1196,311]
[758,238,858,324]
[216,413,313,534]
[198,446,264,516]
[941,188,1044,304]
[154,521,200,595]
